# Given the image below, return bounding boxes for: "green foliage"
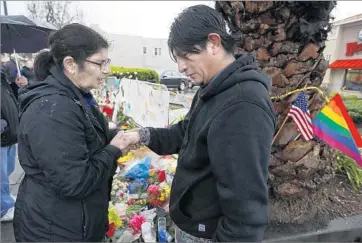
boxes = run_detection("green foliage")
[328,90,362,124]
[329,92,359,100]
[169,115,184,127]
[110,66,160,83]
[345,99,362,124]
[336,151,362,191]
[116,106,137,130]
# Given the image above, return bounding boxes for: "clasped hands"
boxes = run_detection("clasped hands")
[110,130,141,155]
[15,76,28,87]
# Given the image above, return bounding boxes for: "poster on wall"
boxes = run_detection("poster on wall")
[106,76,120,92]
[112,78,170,128]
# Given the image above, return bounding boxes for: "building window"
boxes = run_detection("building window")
[154,48,162,56]
[143,47,147,54]
[344,69,362,92]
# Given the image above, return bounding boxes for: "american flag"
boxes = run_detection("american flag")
[287,91,314,141]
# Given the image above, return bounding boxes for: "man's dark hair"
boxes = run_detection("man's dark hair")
[168,4,235,62]
[34,23,109,81]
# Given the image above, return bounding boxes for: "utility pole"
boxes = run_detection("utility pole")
[3,1,8,15]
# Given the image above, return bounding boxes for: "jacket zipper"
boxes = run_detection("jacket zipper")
[81,200,86,240]
[178,92,202,161]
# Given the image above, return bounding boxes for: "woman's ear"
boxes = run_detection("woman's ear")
[63,56,76,75]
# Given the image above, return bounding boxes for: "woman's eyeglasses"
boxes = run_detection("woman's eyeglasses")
[84,59,111,70]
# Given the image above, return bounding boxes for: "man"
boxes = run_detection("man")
[3,56,22,99]
[124,5,275,242]
[21,60,35,85]
[1,70,27,221]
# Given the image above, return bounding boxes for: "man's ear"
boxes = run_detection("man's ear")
[207,33,222,55]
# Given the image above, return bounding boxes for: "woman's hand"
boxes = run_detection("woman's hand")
[110,131,132,154]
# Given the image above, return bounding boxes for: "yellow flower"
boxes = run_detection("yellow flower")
[117,153,134,164]
[161,185,171,195]
[171,166,176,174]
[149,169,156,176]
[108,204,123,228]
[121,124,128,129]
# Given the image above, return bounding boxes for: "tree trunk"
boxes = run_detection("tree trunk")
[215,1,362,227]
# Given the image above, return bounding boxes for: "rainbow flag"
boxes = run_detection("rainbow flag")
[312,94,362,168]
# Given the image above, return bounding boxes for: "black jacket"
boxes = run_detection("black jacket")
[147,55,276,242]
[1,71,19,147]
[13,66,121,242]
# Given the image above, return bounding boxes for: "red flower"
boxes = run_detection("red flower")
[157,170,166,183]
[149,198,162,207]
[126,199,136,205]
[120,192,124,198]
[147,185,160,195]
[129,215,146,234]
[106,222,115,238]
[102,106,114,119]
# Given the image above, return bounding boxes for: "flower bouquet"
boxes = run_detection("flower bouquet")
[105,150,178,242]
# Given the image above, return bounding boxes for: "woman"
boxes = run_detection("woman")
[13,24,130,242]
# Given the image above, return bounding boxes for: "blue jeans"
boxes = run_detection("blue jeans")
[1,145,16,217]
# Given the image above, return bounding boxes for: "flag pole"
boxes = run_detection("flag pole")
[272,113,289,145]
[271,83,309,146]
[3,1,8,15]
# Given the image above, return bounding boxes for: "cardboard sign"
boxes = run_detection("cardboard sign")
[113,78,170,128]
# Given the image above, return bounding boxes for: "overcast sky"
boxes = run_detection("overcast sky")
[1,1,361,39]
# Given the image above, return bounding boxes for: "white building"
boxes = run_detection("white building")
[322,14,362,95]
[90,25,177,72]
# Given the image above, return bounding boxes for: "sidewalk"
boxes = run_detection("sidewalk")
[1,155,24,243]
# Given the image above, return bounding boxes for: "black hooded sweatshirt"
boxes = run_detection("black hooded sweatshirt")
[146,54,276,242]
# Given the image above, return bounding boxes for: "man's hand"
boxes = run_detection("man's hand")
[15,76,28,87]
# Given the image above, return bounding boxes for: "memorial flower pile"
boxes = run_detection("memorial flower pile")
[105,148,177,242]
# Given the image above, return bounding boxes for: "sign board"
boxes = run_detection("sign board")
[345,42,362,56]
[345,29,362,56]
[112,78,170,128]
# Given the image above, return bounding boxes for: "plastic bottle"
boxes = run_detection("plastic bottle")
[141,222,156,242]
[158,216,167,242]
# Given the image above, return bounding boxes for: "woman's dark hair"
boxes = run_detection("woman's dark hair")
[168,4,235,62]
[34,23,109,80]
